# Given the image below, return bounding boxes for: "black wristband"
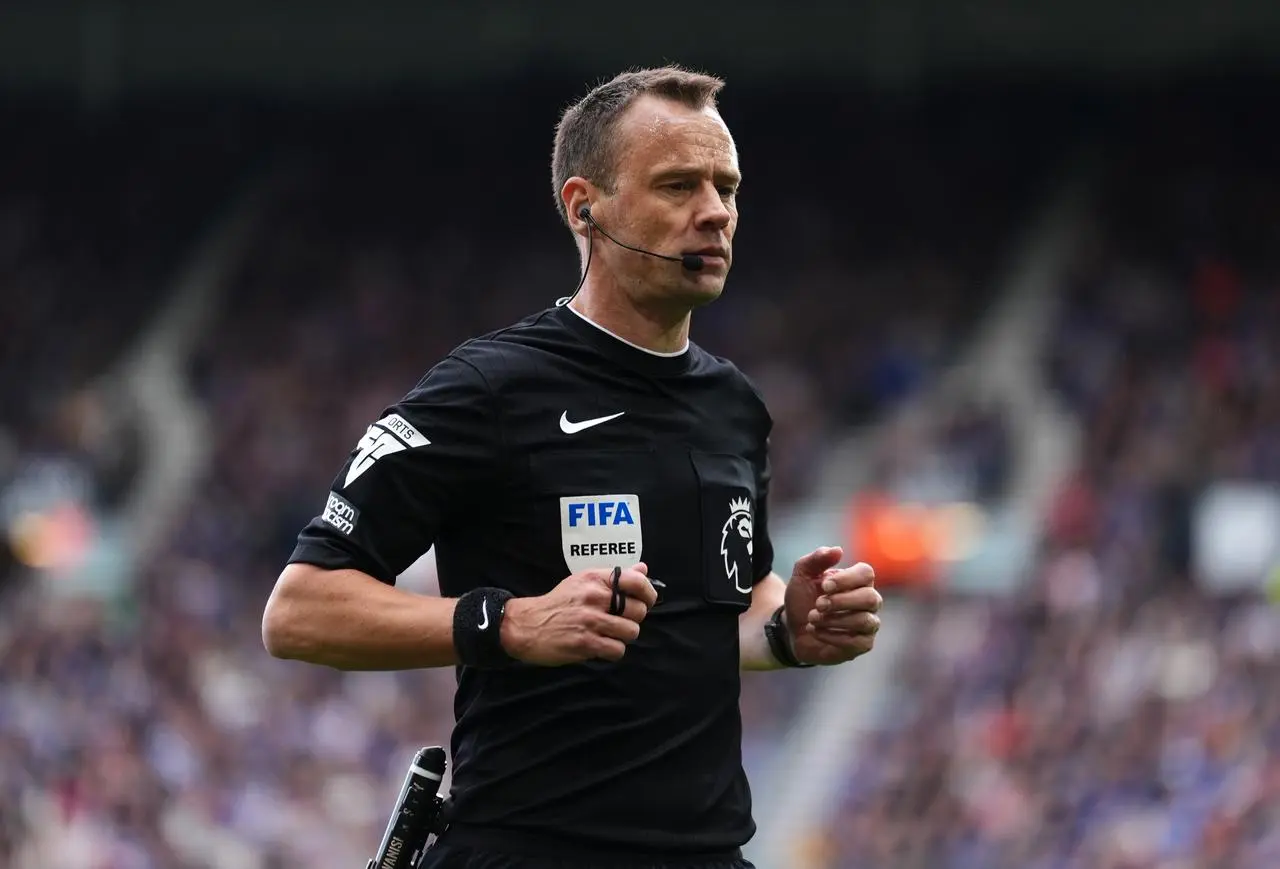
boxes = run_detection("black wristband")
[765,605,815,668]
[453,588,517,670]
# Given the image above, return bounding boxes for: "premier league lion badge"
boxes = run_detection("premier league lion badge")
[720,496,753,594]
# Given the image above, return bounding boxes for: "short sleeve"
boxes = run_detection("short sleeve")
[288,353,500,584]
[752,440,775,584]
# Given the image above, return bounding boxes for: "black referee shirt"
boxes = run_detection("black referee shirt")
[289,302,774,856]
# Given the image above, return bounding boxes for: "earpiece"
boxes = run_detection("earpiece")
[566,204,705,310]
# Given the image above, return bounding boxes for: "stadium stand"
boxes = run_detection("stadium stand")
[821,101,1280,869]
[0,101,259,601]
[2,86,1061,868]
[0,102,253,445]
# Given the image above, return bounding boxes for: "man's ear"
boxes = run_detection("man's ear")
[561,177,596,237]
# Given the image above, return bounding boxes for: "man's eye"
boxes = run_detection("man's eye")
[718,186,737,197]
[666,181,695,191]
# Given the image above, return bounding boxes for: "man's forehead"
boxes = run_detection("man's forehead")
[614,96,736,165]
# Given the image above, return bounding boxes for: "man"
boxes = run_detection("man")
[262,66,882,868]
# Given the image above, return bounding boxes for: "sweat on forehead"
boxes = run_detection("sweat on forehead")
[613,100,735,164]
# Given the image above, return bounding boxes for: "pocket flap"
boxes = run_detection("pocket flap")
[689,452,758,609]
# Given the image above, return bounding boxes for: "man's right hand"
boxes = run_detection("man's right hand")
[501,563,657,665]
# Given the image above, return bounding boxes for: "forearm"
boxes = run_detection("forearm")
[739,572,788,671]
[263,563,459,670]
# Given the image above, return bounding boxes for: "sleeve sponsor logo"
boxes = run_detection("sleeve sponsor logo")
[323,491,360,535]
[344,413,431,488]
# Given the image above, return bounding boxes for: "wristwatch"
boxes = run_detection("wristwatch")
[765,605,815,668]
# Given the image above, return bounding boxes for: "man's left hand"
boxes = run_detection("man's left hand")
[784,546,881,666]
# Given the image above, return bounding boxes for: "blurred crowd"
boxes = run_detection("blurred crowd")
[822,101,1280,869]
[20,80,1270,869]
[0,101,257,594]
[0,101,251,452]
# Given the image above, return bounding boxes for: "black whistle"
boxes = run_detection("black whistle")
[365,746,448,869]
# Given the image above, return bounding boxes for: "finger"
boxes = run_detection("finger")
[793,546,844,580]
[617,569,659,608]
[591,636,628,662]
[815,586,882,615]
[584,581,613,609]
[818,561,876,595]
[808,611,880,635]
[621,596,649,624]
[585,563,645,585]
[594,612,642,644]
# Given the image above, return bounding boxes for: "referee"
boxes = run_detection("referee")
[262,66,883,869]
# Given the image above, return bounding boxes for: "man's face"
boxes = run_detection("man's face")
[594,95,740,309]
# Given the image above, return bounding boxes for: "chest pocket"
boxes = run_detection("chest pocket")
[690,451,759,610]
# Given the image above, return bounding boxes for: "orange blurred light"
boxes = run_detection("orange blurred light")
[847,494,988,587]
[8,502,94,571]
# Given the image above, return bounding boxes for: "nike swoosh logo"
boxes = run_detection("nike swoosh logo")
[478,599,489,630]
[559,411,625,435]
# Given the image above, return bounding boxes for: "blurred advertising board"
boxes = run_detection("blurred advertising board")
[770,492,1034,596]
[1,455,136,600]
[1193,483,1280,594]
[844,493,1033,594]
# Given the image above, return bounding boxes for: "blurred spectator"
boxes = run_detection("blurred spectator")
[0,84,1051,868]
[825,99,1280,869]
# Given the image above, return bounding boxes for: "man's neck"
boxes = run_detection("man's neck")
[568,283,691,355]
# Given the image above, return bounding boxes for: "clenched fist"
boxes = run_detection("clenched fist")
[501,563,658,666]
[784,547,881,666]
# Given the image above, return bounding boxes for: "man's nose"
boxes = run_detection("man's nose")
[693,185,733,232]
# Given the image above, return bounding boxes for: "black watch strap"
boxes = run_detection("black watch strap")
[765,605,815,668]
